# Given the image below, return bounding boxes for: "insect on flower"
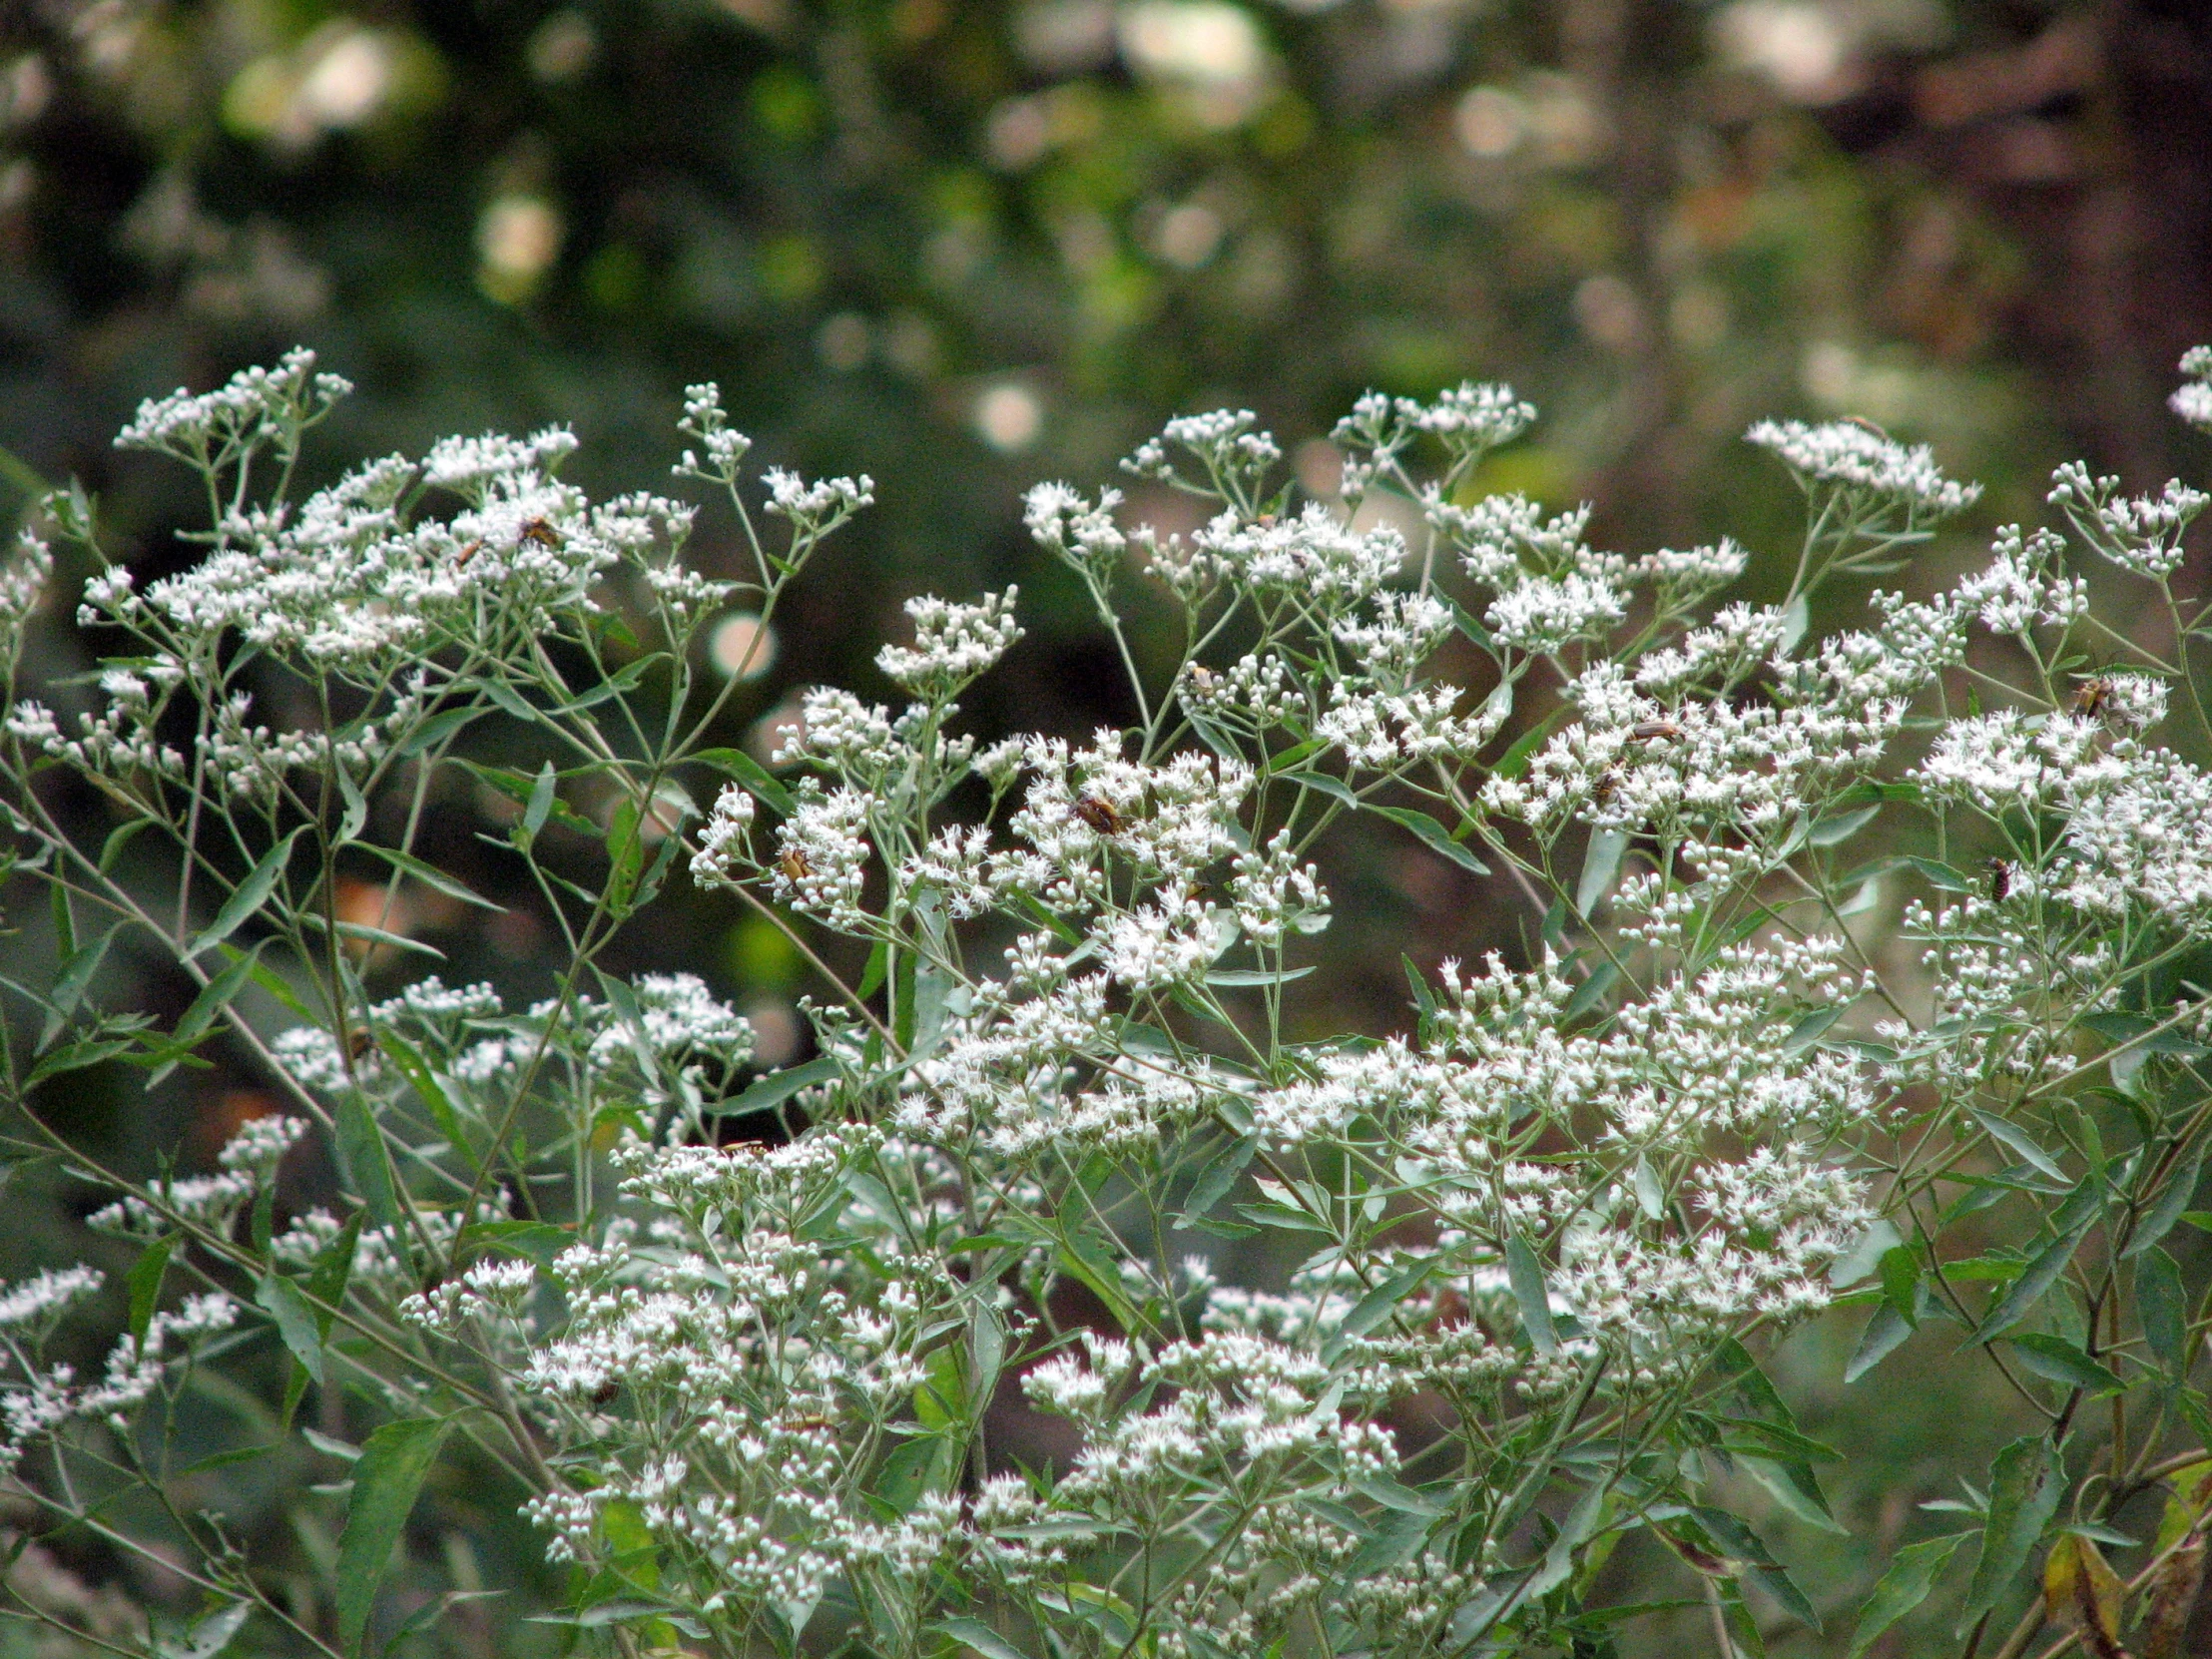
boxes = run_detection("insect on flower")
[589,1381,621,1406]
[517,517,564,551]
[2070,677,2114,720]
[453,539,484,568]
[345,1027,375,1061]
[1987,857,2014,901]
[1629,720,1682,744]
[778,847,812,883]
[1074,795,1125,835]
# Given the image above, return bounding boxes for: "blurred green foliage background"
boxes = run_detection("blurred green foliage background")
[2,0,2210,1653]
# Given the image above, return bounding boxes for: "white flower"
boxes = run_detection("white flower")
[2170,344,2212,432]
[874,589,1023,698]
[1393,381,1534,451]
[1747,418,1980,518]
[691,784,757,884]
[2047,461,2203,581]
[763,468,873,525]
[774,790,874,928]
[1485,573,1627,654]
[1025,483,1126,572]
[0,1268,102,1334]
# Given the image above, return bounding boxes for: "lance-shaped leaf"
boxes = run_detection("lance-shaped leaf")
[1505,1233,1557,1356]
[189,828,304,957]
[1847,1534,1962,1659]
[335,1417,449,1654]
[1958,1435,2065,1631]
[1970,1209,2097,1346]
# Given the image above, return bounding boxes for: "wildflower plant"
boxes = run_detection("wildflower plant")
[0,345,2208,1659]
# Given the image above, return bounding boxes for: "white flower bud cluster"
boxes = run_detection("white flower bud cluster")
[1745,417,1982,518]
[2047,460,2204,581]
[87,1113,303,1238]
[874,588,1023,698]
[1023,482,1126,574]
[2170,343,2212,432]
[1,1289,237,1473]
[116,347,347,458]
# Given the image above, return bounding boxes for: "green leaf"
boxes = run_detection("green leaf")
[1203,965,1317,987]
[335,761,369,844]
[969,1303,1005,1415]
[1907,855,1977,893]
[2122,1145,2204,1259]
[333,1093,404,1243]
[1808,803,1882,846]
[1576,829,1628,916]
[1739,1455,1847,1534]
[1747,1561,1822,1632]
[40,923,122,1047]
[178,944,270,1049]
[155,1600,252,1659]
[1878,1245,1921,1326]
[335,1418,449,1655]
[2002,1334,2121,1395]
[459,1220,572,1269]
[520,761,557,846]
[1958,1435,2064,1631]
[1847,1534,1962,1659]
[1370,805,1488,873]
[1970,1111,2065,1183]
[605,795,645,912]
[1779,591,1810,654]
[98,817,154,873]
[1334,1259,1436,1350]
[1783,1006,1842,1055]
[1846,1303,1915,1383]
[373,1031,472,1171]
[1562,960,1620,1023]
[354,845,504,912]
[856,937,890,1000]
[1175,1136,1256,1229]
[304,1214,364,1340]
[693,747,795,819]
[255,1274,325,1387]
[1970,1210,2096,1345]
[1505,1234,1557,1356]
[931,1615,1035,1659]
[392,702,485,759]
[477,677,540,725]
[126,1235,175,1345]
[189,828,304,957]
[723,1055,838,1118]
[2136,1247,2186,1375]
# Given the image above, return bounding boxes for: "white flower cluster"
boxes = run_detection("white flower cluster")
[1249,942,1874,1375]
[2047,459,2205,581]
[873,588,1023,698]
[1023,482,1126,574]
[0,530,52,641]
[416,1128,979,1623]
[86,1114,304,1237]
[1745,417,1982,519]
[116,347,348,460]
[2,1288,237,1473]
[2172,343,2212,432]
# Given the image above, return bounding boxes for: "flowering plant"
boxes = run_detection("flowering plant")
[0,346,2209,1659]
